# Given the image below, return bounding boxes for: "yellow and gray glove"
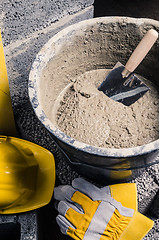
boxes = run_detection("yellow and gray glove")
[54,178,153,240]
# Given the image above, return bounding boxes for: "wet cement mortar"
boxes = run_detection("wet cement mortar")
[55,69,159,148]
[40,20,159,151]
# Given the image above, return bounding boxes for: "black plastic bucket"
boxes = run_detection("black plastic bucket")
[29,17,159,182]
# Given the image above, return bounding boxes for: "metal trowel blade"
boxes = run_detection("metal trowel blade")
[98,62,150,106]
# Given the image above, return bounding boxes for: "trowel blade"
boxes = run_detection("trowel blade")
[98,62,150,106]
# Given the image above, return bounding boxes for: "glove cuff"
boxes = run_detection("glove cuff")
[119,211,154,240]
[109,183,137,211]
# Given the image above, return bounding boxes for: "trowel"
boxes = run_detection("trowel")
[98,29,158,106]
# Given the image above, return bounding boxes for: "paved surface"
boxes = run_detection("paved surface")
[1,0,159,239]
[0,1,93,239]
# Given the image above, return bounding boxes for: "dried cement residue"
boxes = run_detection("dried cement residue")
[54,69,159,148]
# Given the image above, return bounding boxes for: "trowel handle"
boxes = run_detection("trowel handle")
[122,29,158,78]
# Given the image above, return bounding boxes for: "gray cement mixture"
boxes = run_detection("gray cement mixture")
[54,69,159,148]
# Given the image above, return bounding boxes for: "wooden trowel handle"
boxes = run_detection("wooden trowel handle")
[122,29,158,78]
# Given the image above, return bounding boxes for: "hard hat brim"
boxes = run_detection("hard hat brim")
[0,136,55,214]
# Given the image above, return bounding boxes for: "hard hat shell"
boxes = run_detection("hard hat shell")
[0,32,17,136]
[0,135,55,214]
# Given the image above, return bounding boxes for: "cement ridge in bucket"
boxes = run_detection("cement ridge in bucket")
[51,82,74,124]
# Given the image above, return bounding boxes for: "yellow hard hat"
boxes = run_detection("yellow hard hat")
[0,135,55,214]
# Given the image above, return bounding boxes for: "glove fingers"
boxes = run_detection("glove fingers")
[54,185,76,201]
[58,200,85,228]
[54,184,88,212]
[56,214,75,235]
[54,178,105,203]
[58,200,84,216]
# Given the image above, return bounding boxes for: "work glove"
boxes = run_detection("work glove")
[54,178,154,240]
